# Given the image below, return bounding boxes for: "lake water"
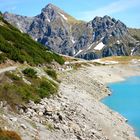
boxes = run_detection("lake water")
[101,76,140,137]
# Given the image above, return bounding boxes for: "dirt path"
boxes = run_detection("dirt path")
[0,66,17,74]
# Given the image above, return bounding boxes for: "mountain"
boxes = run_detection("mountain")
[3,3,140,60]
[0,13,64,65]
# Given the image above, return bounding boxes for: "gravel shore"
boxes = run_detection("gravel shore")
[1,62,140,140]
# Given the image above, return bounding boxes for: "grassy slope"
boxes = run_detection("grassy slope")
[0,14,63,107]
[0,15,64,65]
[0,69,58,107]
[129,28,140,41]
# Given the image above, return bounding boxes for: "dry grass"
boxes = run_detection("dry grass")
[73,62,91,70]
[100,56,140,64]
[0,129,22,140]
[129,28,140,41]
[66,14,84,25]
[62,55,79,62]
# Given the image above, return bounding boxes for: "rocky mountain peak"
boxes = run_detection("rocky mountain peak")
[42,3,57,13]
[91,15,128,43]
[92,15,126,29]
[43,3,59,10]
[38,3,70,23]
[41,3,66,16]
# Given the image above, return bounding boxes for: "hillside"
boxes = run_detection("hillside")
[0,14,64,65]
[3,4,140,60]
[0,13,66,105]
[0,13,65,140]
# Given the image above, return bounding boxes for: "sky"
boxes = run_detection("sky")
[0,0,140,28]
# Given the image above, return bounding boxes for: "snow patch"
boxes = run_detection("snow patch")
[88,43,94,50]
[73,49,76,55]
[59,13,67,21]
[131,48,135,56]
[92,59,118,65]
[75,50,83,56]
[100,37,104,41]
[47,18,50,22]
[116,40,120,44]
[94,42,105,51]
[71,39,75,44]
[71,37,75,44]
[93,33,96,41]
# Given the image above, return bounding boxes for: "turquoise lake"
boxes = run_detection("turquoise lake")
[101,76,140,137]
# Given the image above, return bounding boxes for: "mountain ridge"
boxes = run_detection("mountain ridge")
[0,14,64,65]
[3,3,140,59]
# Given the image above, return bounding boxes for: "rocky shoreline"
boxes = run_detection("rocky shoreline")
[0,63,140,140]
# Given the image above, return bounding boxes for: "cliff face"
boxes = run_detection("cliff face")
[3,4,140,59]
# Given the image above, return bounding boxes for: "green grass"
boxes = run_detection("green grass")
[22,68,37,78]
[38,79,58,98]
[0,70,58,107]
[0,54,6,64]
[5,72,21,81]
[45,69,57,80]
[0,16,64,65]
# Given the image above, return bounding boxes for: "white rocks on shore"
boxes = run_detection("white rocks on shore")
[1,63,140,140]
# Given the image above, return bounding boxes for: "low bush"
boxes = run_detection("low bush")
[45,69,57,80]
[5,72,21,81]
[22,68,37,78]
[38,79,58,98]
[0,54,6,64]
[0,72,58,107]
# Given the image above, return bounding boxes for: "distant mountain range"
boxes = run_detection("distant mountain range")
[3,3,140,60]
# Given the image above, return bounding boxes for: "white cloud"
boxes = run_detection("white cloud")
[80,0,140,21]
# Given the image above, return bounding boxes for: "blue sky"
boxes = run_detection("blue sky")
[0,0,140,28]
